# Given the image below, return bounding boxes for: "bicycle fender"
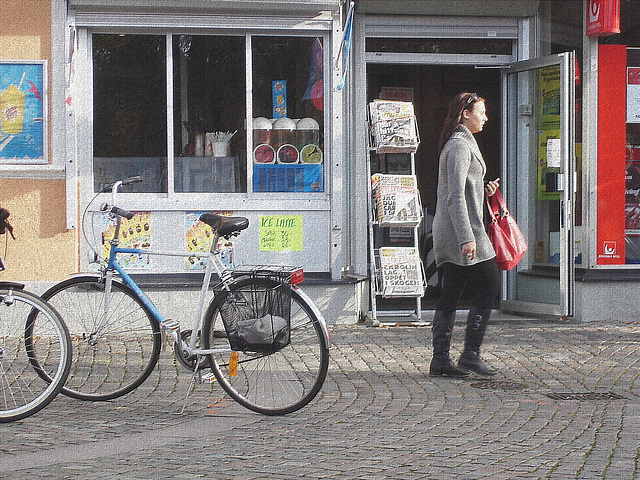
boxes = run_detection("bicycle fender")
[292,285,331,346]
[62,273,127,286]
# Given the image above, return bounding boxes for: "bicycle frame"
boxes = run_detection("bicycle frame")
[100,222,329,362]
[92,178,329,362]
[101,219,230,359]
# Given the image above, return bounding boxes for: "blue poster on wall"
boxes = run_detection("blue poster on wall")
[0,61,45,163]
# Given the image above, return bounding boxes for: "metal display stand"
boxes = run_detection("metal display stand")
[366,101,426,325]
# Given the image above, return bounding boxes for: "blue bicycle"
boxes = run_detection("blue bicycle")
[40,177,330,415]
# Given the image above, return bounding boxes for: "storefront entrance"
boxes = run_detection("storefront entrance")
[365,54,577,316]
[501,53,577,317]
[366,63,501,311]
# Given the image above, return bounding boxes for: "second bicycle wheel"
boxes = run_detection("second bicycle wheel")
[203,277,329,415]
[40,276,161,401]
[1,287,71,422]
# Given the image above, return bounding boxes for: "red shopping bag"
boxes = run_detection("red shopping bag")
[486,189,527,270]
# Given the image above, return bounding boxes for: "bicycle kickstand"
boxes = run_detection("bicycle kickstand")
[177,355,212,415]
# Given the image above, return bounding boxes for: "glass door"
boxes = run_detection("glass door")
[501,52,576,317]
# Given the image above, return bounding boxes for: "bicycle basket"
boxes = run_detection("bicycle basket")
[218,280,291,353]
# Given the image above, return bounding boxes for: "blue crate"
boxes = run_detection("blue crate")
[253,164,324,192]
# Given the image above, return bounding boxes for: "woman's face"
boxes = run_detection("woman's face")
[462,101,487,134]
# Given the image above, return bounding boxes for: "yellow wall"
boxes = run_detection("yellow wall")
[0,1,50,58]
[0,180,77,281]
[1,1,78,282]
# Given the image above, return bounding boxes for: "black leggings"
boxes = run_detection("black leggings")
[436,259,500,315]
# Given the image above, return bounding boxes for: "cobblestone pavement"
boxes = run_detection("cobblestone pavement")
[1,315,640,479]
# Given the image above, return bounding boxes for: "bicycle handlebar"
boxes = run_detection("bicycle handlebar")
[110,206,134,220]
[101,176,143,220]
[0,208,15,239]
[100,175,143,193]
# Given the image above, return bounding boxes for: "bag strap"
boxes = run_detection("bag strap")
[486,188,509,221]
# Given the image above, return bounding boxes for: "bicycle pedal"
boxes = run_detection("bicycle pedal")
[161,319,181,331]
[200,372,216,384]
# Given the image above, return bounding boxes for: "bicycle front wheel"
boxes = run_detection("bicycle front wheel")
[203,277,329,415]
[40,276,161,401]
[0,288,71,422]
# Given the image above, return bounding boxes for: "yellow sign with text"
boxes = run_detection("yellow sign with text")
[259,215,303,251]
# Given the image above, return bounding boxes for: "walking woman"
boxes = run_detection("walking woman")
[429,92,500,377]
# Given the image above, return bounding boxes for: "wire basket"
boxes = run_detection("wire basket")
[218,273,292,353]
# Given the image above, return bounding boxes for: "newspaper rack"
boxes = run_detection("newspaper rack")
[366,100,425,324]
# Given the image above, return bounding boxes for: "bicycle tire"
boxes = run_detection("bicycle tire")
[0,288,71,422]
[39,276,161,401]
[203,277,329,415]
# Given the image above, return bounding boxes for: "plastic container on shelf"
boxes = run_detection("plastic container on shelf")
[271,117,296,151]
[252,117,273,150]
[295,118,319,150]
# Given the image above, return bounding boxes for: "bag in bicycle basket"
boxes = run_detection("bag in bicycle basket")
[218,281,291,353]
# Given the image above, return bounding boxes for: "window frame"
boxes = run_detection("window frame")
[79,27,332,213]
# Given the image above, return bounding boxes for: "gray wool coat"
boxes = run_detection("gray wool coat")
[432,125,496,267]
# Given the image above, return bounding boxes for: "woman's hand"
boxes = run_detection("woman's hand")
[462,241,476,261]
[485,178,500,196]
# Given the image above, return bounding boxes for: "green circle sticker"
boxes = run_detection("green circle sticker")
[300,144,323,164]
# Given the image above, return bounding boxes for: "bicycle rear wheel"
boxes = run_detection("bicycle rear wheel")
[40,276,161,401]
[0,287,71,422]
[203,277,329,415]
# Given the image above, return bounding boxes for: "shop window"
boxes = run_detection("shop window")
[172,35,247,193]
[93,34,167,193]
[625,49,640,262]
[92,33,326,195]
[597,1,640,264]
[251,37,325,193]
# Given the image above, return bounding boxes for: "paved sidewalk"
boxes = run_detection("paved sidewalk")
[2,314,640,479]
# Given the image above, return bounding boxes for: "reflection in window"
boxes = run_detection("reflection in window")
[626,49,640,263]
[366,37,513,55]
[172,35,247,193]
[251,37,325,192]
[93,34,167,193]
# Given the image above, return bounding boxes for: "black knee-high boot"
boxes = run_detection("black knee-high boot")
[429,310,469,377]
[458,308,497,376]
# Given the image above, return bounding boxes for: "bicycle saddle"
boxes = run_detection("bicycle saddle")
[199,213,249,237]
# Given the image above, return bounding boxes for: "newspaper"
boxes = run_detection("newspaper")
[378,247,425,297]
[372,174,422,226]
[369,100,420,153]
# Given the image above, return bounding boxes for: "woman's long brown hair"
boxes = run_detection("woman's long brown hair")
[437,92,485,154]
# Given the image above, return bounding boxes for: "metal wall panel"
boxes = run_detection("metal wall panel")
[357,0,539,17]
[69,0,339,15]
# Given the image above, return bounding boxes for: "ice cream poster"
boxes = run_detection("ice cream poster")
[102,212,152,269]
[0,61,46,163]
[259,215,303,251]
[185,211,235,270]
